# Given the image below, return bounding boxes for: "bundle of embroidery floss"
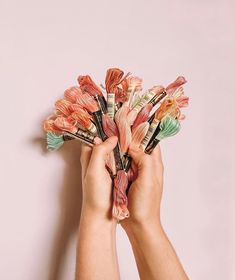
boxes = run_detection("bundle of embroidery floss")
[43,68,189,221]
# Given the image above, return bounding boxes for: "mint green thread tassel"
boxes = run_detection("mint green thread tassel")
[145,115,180,154]
[46,132,64,151]
[156,115,181,141]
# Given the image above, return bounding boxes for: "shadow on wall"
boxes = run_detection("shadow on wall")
[34,134,83,280]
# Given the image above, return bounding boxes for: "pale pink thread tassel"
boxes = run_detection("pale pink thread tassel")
[112,170,129,220]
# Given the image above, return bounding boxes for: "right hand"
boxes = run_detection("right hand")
[121,144,164,229]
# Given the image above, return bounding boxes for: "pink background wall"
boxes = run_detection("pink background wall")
[0,0,234,279]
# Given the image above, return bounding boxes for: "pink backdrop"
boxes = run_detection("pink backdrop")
[0,0,234,279]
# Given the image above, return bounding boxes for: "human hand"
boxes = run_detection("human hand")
[119,145,189,280]
[77,136,120,280]
[80,136,118,219]
[121,144,164,229]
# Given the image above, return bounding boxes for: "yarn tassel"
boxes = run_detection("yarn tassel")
[102,114,119,137]
[102,113,119,175]
[132,103,153,131]
[78,75,103,96]
[112,170,129,220]
[105,68,131,111]
[69,109,97,134]
[128,86,165,125]
[44,119,63,133]
[64,86,84,103]
[132,122,150,147]
[140,97,179,149]
[105,68,125,94]
[52,116,99,145]
[55,99,75,117]
[166,76,187,95]
[53,116,77,134]
[46,132,65,151]
[115,104,132,155]
[127,90,157,125]
[78,75,107,112]
[145,115,181,154]
[46,130,97,151]
[171,87,189,108]
[114,79,143,155]
[125,76,143,106]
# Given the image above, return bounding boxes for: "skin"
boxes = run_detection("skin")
[121,143,189,280]
[76,136,189,280]
[75,136,120,280]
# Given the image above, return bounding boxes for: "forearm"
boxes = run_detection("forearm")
[75,207,120,280]
[124,221,189,280]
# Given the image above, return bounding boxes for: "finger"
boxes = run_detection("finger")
[80,144,92,179]
[128,142,142,159]
[128,142,152,174]
[88,136,118,170]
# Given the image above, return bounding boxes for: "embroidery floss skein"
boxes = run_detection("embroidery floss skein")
[46,130,99,151]
[145,115,181,154]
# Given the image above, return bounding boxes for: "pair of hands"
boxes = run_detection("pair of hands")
[77,137,189,280]
[80,136,164,227]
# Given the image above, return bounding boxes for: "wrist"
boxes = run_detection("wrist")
[80,205,118,228]
[81,190,113,219]
[121,218,163,239]
[123,221,166,256]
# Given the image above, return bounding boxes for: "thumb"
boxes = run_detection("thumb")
[100,136,118,154]
[88,136,118,168]
[128,142,144,167]
[128,142,151,173]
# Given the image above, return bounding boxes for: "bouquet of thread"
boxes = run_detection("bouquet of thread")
[43,68,189,221]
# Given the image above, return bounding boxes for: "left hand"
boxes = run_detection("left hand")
[80,136,118,219]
